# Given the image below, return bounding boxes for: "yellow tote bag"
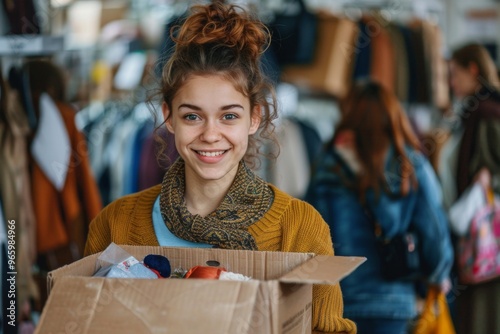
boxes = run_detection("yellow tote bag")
[413,287,456,334]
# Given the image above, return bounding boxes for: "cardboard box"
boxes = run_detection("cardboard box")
[36,245,365,334]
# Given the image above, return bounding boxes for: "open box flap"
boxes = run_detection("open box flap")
[278,255,366,285]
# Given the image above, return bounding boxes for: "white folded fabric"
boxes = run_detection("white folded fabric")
[30,93,71,191]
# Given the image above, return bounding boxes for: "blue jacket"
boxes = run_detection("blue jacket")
[305,146,453,320]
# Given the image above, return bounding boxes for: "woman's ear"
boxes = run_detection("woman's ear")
[249,106,262,135]
[162,102,174,134]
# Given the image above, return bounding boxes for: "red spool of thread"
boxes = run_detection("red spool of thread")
[184,265,227,279]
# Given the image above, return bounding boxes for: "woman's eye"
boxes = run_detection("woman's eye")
[223,113,238,120]
[184,114,199,121]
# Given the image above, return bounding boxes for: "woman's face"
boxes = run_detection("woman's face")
[449,60,478,98]
[164,74,260,185]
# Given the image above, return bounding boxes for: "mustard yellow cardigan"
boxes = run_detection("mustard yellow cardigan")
[84,184,356,334]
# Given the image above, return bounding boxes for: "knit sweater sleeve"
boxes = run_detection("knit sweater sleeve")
[281,199,357,334]
[84,185,161,257]
[84,200,115,256]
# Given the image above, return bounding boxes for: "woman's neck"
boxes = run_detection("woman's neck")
[184,175,232,217]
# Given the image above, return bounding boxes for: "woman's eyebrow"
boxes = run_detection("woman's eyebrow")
[178,103,244,111]
[178,103,201,110]
[221,104,244,110]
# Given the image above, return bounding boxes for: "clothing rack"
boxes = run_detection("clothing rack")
[0,40,101,330]
[341,0,443,11]
[341,0,444,22]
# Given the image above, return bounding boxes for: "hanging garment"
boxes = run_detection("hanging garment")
[409,20,431,104]
[105,115,140,202]
[281,13,358,99]
[398,25,418,103]
[438,127,463,209]
[269,118,311,199]
[100,101,153,202]
[0,199,5,325]
[1,0,41,34]
[0,71,39,318]
[122,120,149,195]
[423,21,449,109]
[32,101,102,264]
[138,126,178,191]
[82,103,123,205]
[30,93,71,191]
[387,23,409,103]
[352,20,372,81]
[294,117,323,166]
[7,65,37,130]
[369,16,395,93]
[268,0,318,67]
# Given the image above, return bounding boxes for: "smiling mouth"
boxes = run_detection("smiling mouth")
[195,150,227,157]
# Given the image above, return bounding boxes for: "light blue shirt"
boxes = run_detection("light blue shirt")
[152,195,212,248]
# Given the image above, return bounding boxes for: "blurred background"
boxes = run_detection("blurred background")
[1,0,500,333]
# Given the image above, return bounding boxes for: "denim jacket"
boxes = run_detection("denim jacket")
[305,146,453,320]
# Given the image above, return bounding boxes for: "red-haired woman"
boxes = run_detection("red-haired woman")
[306,81,453,334]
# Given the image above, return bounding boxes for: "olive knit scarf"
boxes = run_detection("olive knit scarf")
[159,158,274,250]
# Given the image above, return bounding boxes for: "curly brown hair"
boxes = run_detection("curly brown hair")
[154,2,278,170]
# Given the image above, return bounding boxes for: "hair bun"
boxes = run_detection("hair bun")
[174,3,269,60]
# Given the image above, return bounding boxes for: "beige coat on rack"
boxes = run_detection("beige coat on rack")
[268,118,311,199]
[0,69,39,314]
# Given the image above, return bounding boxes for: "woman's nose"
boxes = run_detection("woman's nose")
[200,121,221,142]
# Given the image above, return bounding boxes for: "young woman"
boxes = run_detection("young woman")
[445,43,500,334]
[306,81,453,334]
[84,3,355,333]
[448,43,500,198]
